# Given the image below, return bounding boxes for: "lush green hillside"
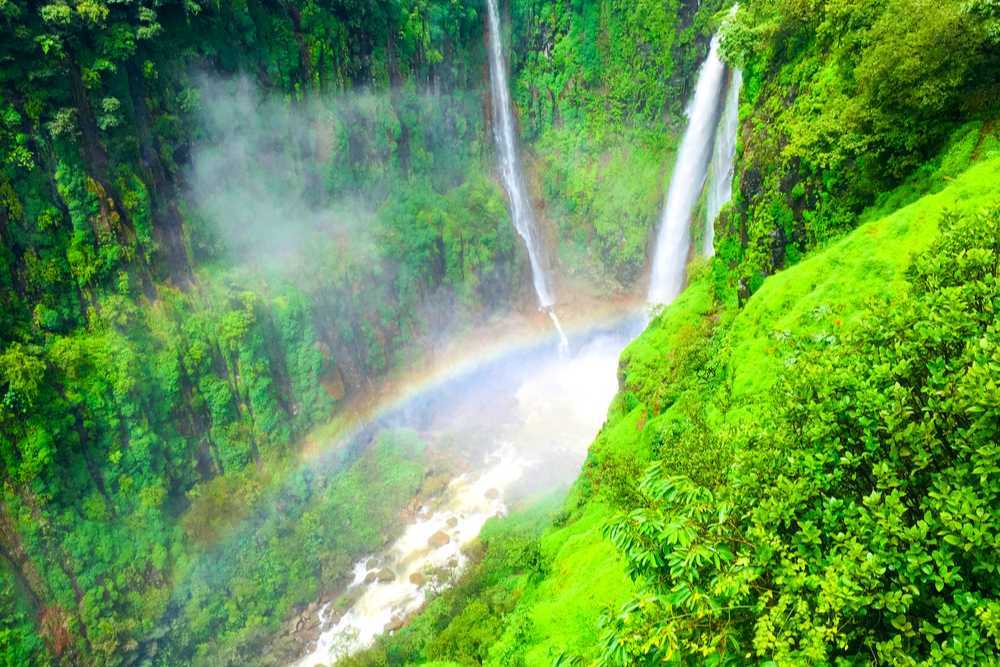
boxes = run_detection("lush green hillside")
[0,0,996,665]
[347,156,1000,665]
[715,0,999,294]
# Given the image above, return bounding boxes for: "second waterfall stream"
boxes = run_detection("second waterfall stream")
[485,0,569,352]
[648,32,728,304]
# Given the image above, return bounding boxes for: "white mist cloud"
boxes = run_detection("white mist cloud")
[185,75,379,270]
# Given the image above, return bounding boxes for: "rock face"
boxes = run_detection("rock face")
[427,530,450,548]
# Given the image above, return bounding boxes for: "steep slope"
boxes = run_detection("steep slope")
[345,156,999,665]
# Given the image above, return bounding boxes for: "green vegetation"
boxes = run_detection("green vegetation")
[1,0,997,664]
[174,428,431,666]
[353,159,999,665]
[602,180,1000,665]
[716,0,1000,292]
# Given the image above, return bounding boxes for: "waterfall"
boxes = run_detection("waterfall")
[548,310,570,356]
[647,34,727,304]
[704,68,742,257]
[485,0,554,309]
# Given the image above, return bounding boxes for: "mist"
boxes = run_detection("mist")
[184,74,489,278]
[178,71,644,667]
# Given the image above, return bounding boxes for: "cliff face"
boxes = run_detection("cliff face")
[0,3,491,664]
[715,0,999,292]
[0,1,711,664]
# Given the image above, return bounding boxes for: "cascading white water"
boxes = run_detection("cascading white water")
[485,0,554,310]
[647,34,727,304]
[704,68,742,257]
[292,324,632,667]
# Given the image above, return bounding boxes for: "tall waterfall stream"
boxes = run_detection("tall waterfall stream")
[485,0,570,352]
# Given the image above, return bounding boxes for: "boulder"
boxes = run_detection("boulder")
[376,568,396,583]
[427,530,450,548]
[409,572,425,586]
[484,488,500,500]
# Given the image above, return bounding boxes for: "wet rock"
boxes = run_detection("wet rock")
[419,473,451,500]
[364,570,378,585]
[385,616,406,633]
[485,488,500,500]
[409,572,425,586]
[376,568,396,583]
[342,585,365,607]
[446,516,458,528]
[428,530,450,548]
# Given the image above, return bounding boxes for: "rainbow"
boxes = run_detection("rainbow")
[298,302,645,465]
[164,302,648,645]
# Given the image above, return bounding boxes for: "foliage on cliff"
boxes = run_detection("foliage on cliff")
[605,201,1000,664]
[716,0,1000,292]
[0,0,711,664]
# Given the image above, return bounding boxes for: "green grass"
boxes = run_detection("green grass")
[725,156,1000,397]
[489,502,633,665]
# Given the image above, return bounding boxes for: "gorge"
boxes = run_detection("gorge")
[0,1,996,666]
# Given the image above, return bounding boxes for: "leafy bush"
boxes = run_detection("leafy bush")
[603,206,1000,664]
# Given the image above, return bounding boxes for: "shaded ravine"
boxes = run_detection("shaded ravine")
[291,19,744,667]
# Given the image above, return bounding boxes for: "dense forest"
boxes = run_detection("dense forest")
[0,0,997,665]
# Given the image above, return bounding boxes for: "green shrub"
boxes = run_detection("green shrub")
[603,206,1000,664]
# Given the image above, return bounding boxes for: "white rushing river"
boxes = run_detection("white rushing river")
[294,320,639,666]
